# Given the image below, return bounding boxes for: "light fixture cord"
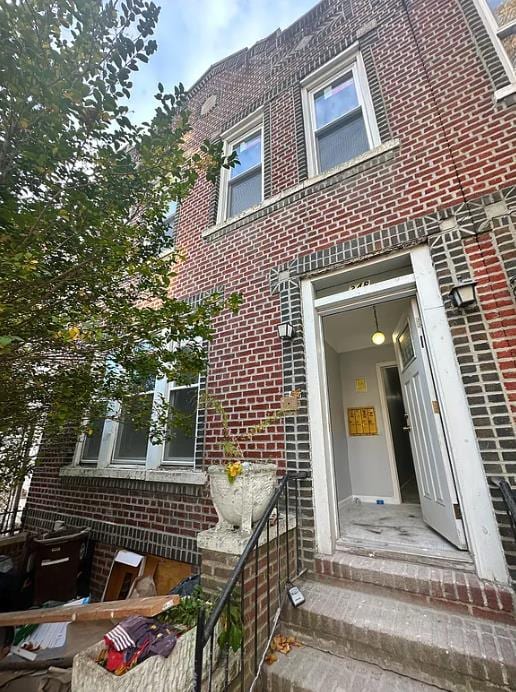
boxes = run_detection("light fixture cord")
[373,305,380,332]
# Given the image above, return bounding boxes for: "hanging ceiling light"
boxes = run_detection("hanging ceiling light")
[371,305,386,345]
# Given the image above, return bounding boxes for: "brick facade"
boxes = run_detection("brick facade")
[25,0,516,589]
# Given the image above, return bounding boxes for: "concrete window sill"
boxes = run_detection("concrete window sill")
[495,83,516,105]
[59,465,207,486]
[202,138,400,239]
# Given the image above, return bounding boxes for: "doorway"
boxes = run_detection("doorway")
[380,365,417,504]
[301,246,509,581]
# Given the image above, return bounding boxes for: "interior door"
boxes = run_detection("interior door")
[393,299,467,549]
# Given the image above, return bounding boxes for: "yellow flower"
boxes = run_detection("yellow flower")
[67,326,81,340]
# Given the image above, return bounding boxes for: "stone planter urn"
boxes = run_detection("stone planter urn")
[208,463,277,533]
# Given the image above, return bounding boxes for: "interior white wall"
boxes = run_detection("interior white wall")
[324,343,352,504]
[339,343,397,500]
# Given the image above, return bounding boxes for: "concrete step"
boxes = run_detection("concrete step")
[260,642,442,691]
[282,578,516,691]
[316,552,515,624]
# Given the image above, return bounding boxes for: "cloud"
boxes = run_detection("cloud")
[127,0,316,123]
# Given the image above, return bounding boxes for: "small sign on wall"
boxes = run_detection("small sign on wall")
[347,407,378,436]
[355,377,367,393]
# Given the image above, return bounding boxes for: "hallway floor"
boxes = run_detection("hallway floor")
[338,501,464,557]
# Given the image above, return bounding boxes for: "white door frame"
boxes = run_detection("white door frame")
[302,245,509,583]
[376,361,403,505]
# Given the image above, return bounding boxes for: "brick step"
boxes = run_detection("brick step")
[282,578,516,691]
[316,552,515,623]
[260,641,442,691]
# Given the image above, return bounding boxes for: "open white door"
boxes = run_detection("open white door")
[393,299,467,549]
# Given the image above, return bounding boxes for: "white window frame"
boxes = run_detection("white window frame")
[217,108,264,223]
[301,43,381,178]
[72,356,200,470]
[473,0,516,86]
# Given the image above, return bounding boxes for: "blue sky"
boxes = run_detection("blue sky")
[128,0,317,123]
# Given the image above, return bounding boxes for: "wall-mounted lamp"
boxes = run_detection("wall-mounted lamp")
[449,280,477,308]
[371,305,386,346]
[277,321,295,340]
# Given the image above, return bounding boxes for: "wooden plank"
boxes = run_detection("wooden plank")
[0,595,180,626]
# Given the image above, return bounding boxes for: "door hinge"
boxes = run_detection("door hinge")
[432,400,440,414]
[453,503,462,520]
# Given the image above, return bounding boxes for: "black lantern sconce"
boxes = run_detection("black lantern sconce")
[449,280,477,308]
[277,321,295,340]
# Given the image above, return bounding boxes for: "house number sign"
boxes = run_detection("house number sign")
[347,407,378,436]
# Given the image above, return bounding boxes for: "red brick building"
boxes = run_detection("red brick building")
[25,0,516,595]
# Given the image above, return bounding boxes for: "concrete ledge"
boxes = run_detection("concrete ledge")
[202,139,400,239]
[198,513,296,556]
[59,465,207,486]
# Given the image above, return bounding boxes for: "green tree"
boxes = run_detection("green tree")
[0,0,239,493]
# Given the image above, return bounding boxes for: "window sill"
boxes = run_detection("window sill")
[59,465,207,486]
[202,139,399,239]
[495,82,516,104]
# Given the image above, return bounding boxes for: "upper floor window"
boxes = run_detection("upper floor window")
[476,0,516,78]
[218,111,263,222]
[74,357,199,470]
[302,48,380,177]
[164,200,177,242]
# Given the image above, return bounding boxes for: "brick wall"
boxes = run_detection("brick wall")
[25,0,516,590]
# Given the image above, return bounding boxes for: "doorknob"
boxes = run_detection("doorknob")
[403,413,411,432]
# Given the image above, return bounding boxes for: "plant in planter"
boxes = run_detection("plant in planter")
[202,390,300,532]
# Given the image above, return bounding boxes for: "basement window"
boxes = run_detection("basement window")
[218,110,263,222]
[475,0,516,80]
[302,46,380,177]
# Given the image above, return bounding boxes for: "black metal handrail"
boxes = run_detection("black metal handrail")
[490,477,516,541]
[0,507,25,537]
[193,470,309,692]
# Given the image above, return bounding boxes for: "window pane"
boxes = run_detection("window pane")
[81,418,105,461]
[501,29,516,67]
[164,386,198,461]
[487,0,516,26]
[228,168,262,217]
[230,132,261,179]
[317,111,369,172]
[314,74,359,130]
[113,395,152,461]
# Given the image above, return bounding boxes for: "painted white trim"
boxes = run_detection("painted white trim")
[352,495,400,505]
[472,0,516,86]
[301,279,340,555]
[301,46,381,178]
[410,245,509,583]
[376,361,402,505]
[217,110,264,224]
[314,273,416,315]
[338,495,354,513]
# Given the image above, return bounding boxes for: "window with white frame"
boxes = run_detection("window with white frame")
[75,368,200,469]
[302,48,381,177]
[164,200,177,243]
[219,113,263,221]
[476,0,516,77]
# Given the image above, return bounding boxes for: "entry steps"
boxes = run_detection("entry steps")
[260,554,516,691]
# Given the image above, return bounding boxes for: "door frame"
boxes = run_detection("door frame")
[376,361,403,505]
[301,245,509,583]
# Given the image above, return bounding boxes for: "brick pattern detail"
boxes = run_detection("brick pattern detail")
[293,85,308,183]
[199,528,297,688]
[360,42,392,142]
[458,0,511,91]
[262,103,273,199]
[315,553,515,624]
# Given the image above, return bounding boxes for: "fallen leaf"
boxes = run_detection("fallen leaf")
[265,653,278,665]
